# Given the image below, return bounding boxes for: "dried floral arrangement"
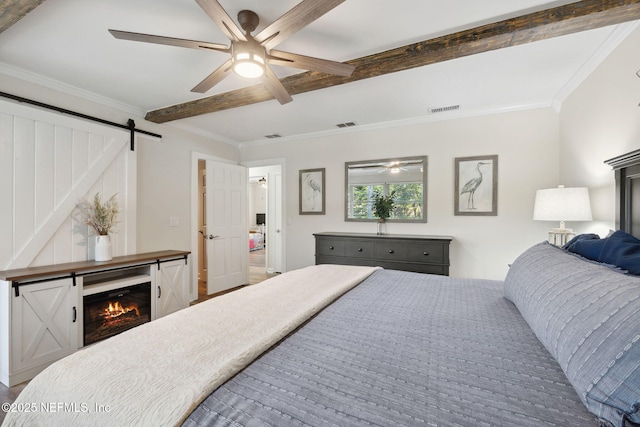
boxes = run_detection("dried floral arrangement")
[81,193,120,235]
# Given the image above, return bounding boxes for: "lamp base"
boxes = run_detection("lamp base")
[547,229,575,246]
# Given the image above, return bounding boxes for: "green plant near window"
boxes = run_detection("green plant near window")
[372,189,396,221]
[81,193,120,235]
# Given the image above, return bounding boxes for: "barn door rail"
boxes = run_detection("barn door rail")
[0,91,162,151]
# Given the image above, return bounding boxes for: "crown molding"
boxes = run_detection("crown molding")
[166,121,239,147]
[0,62,146,117]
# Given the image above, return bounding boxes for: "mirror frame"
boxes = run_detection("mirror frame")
[344,155,428,223]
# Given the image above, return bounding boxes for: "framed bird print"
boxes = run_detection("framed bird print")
[299,168,326,215]
[454,155,498,216]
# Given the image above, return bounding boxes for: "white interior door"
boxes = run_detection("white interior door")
[205,160,248,294]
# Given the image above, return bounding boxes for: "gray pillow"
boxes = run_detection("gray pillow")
[504,242,640,427]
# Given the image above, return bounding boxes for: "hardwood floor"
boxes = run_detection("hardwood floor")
[192,248,276,304]
[0,248,277,423]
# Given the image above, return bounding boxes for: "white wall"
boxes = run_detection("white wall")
[135,129,238,253]
[241,107,560,280]
[560,25,640,236]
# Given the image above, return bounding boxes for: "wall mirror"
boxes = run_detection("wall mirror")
[345,155,427,222]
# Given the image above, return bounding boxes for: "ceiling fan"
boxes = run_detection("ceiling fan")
[108,0,355,105]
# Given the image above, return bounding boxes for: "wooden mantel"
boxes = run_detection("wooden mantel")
[0,250,190,283]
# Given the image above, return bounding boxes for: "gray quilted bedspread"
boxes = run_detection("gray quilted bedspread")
[183,269,597,427]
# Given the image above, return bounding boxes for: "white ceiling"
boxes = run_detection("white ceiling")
[0,0,636,146]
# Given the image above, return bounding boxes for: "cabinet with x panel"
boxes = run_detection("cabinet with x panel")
[7,277,79,379]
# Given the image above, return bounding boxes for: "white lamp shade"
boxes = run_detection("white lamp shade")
[533,187,593,221]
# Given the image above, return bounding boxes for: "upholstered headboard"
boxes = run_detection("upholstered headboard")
[605,148,640,239]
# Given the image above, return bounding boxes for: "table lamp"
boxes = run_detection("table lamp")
[533,185,592,246]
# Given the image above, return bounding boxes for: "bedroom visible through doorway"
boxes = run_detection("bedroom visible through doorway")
[248,164,283,275]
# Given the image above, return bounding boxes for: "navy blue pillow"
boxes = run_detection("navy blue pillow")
[563,233,600,252]
[569,235,606,261]
[598,230,640,275]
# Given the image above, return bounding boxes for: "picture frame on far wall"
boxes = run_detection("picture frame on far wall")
[455,155,498,216]
[299,168,325,215]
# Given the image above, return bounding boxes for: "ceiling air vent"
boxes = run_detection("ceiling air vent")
[264,134,282,139]
[429,105,460,114]
[336,121,357,128]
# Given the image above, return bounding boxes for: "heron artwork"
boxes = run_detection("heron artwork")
[460,162,490,210]
[302,171,323,212]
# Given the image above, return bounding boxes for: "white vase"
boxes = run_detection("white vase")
[94,235,113,261]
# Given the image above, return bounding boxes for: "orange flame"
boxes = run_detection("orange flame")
[104,301,139,319]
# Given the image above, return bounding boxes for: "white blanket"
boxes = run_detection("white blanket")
[3,264,379,427]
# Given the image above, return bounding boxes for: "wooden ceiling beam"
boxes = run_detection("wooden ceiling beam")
[0,0,47,34]
[146,0,640,123]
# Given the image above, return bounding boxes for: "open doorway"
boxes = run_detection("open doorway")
[192,155,285,303]
[197,159,207,299]
[192,154,250,303]
[248,175,268,283]
[247,163,284,277]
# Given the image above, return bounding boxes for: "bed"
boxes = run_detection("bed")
[4,240,639,427]
[3,152,640,427]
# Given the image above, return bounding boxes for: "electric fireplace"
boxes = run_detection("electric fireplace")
[83,282,151,346]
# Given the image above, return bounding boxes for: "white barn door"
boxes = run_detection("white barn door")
[205,160,248,294]
[0,100,136,270]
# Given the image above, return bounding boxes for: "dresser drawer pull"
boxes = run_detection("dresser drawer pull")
[423,252,430,256]
[357,248,363,252]
[329,246,334,250]
[388,249,395,254]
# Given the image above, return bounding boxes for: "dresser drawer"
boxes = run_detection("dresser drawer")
[346,241,374,258]
[375,260,447,275]
[316,255,373,267]
[405,242,445,264]
[374,240,408,261]
[316,238,346,256]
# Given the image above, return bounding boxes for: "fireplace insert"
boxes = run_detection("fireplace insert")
[83,282,151,346]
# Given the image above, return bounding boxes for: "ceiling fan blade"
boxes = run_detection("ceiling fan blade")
[254,0,345,50]
[191,58,233,93]
[262,66,293,105]
[109,29,229,53]
[195,0,246,42]
[269,50,354,76]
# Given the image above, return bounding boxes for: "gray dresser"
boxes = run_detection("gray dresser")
[314,232,452,275]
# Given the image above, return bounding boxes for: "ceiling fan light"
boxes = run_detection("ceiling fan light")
[232,43,265,79]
